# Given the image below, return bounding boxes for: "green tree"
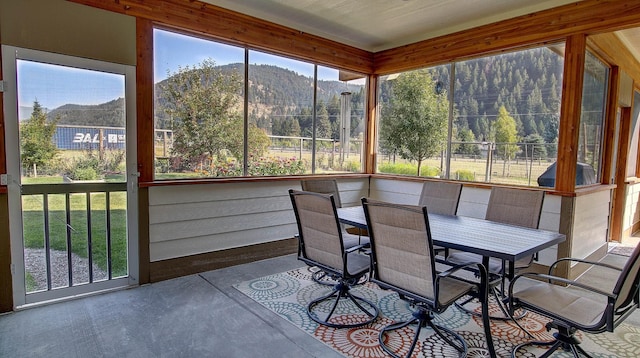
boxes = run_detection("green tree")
[455,128,481,156]
[493,105,520,176]
[20,101,59,177]
[521,133,547,160]
[160,59,269,172]
[381,69,448,175]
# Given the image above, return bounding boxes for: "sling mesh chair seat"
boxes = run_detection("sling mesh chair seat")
[362,198,496,358]
[300,179,370,285]
[418,181,463,257]
[508,244,640,358]
[446,187,544,320]
[289,189,379,328]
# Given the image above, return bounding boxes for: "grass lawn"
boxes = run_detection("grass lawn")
[21,177,128,278]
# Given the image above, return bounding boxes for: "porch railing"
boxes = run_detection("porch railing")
[21,182,127,292]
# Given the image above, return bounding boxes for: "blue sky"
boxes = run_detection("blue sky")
[18,28,348,117]
[154,29,339,81]
[17,61,125,112]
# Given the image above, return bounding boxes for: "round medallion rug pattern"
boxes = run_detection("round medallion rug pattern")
[235,267,640,357]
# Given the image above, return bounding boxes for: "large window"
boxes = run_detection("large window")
[153,28,366,179]
[577,51,609,185]
[377,44,565,187]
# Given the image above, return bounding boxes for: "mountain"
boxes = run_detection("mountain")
[43,50,564,144]
[48,98,126,128]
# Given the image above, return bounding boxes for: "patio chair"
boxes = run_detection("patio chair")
[446,187,544,319]
[301,179,342,208]
[508,244,640,357]
[299,179,369,285]
[362,198,495,358]
[418,181,462,216]
[418,181,463,257]
[289,189,379,328]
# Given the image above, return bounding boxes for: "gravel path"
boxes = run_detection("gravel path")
[24,248,108,291]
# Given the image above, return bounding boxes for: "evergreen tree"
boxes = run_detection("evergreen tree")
[21,100,59,177]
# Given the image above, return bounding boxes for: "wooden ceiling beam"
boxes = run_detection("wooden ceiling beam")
[374,0,640,74]
[67,0,374,74]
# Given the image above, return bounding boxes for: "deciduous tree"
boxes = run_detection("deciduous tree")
[381,70,448,176]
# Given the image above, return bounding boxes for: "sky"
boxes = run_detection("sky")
[17,61,125,112]
[17,28,354,117]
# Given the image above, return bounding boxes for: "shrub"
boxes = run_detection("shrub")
[71,167,98,181]
[378,163,440,177]
[203,156,306,177]
[341,160,361,173]
[455,170,475,181]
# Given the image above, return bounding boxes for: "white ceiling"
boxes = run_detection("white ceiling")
[202,0,640,66]
[202,0,583,52]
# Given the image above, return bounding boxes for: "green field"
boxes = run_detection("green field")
[21,176,128,279]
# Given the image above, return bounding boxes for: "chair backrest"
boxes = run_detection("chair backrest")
[612,244,640,315]
[301,179,342,208]
[289,189,345,271]
[418,181,463,215]
[362,198,437,300]
[485,187,544,229]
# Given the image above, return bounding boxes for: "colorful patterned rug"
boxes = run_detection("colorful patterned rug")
[234,266,640,357]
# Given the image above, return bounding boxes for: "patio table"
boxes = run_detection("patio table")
[337,205,566,278]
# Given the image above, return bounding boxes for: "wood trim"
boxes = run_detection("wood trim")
[611,107,633,242]
[601,67,620,185]
[67,0,373,74]
[0,32,6,178]
[136,18,154,183]
[373,0,640,74]
[556,34,587,193]
[365,74,378,174]
[0,30,12,313]
[589,33,640,85]
[148,238,297,282]
[636,90,640,178]
[0,194,12,313]
[139,173,370,187]
[138,187,150,284]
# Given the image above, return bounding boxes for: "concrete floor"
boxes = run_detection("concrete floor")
[0,250,638,358]
[0,254,342,358]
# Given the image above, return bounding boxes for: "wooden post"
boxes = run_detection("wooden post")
[364,74,378,174]
[601,68,620,185]
[556,34,587,193]
[136,18,153,284]
[611,107,633,242]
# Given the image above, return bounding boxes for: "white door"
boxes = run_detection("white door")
[2,46,138,307]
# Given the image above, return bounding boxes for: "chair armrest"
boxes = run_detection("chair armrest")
[344,243,367,253]
[438,261,486,279]
[549,257,622,275]
[436,261,489,290]
[508,272,616,300]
